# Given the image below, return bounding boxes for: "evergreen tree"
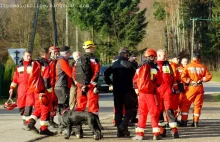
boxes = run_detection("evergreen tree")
[68,0,147,55]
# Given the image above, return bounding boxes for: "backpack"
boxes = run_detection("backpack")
[75,54,93,85]
[28,61,45,93]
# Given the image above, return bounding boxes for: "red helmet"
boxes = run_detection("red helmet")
[4,99,17,111]
[39,93,49,106]
[144,48,157,57]
[49,46,59,53]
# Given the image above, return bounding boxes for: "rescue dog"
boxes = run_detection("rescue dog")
[60,109,104,140]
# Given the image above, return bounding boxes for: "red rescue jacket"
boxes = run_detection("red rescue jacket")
[10,60,33,89]
[133,61,161,94]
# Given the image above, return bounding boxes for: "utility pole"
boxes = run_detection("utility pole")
[76,27,79,51]
[65,5,69,46]
[30,0,40,53]
[51,0,58,46]
[191,18,196,60]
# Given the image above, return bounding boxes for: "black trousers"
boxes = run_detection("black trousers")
[113,90,137,127]
[55,86,70,126]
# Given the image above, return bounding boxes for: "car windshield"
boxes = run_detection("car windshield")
[100,66,109,75]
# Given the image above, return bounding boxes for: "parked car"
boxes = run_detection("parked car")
[98,65,111,93]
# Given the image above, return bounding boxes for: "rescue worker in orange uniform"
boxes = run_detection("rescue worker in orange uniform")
[180,53,212,127]
[26,48,55,136]
[9,50,34,130]
[74,41,100,138]
[169,56,181,118]
[177,57,188,124]
[178,58,188,74]
[132,49,162,140]
[54,46,72,133]
[48,46,59,128]
[157,49,179,138]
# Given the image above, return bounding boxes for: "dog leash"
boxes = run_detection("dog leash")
[61,107,70,116]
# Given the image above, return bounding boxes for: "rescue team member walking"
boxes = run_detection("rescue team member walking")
[180,53,212,127]
[48,46,59,128]
[132,49,161,140]
[104,47,136,137]
[157,49,179,138]
[26,48,55,136]
[169,56,181,119]
[74,41,100,138]
[9,50,34,130]
[177,57,188,125]
[178,58,188,74]
[54,46,72,133]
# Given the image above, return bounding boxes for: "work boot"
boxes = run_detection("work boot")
[40,128,56,136]
[153,135,162,140]
[118,117,130,136]
[22,120,30,131]
[117,130,125,137]
[171,128,179,138]
[27,119,39,134]
[118,124,130,137]
[49,117,58,128]
[172,132,179,138]
[178,120,188,127]
[75,125,83,139]
[191,121,199,127]
[160,128,166,137]
[117,125,130,137]
[132,135,144,140]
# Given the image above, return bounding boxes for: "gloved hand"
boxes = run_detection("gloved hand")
[9,89,13,99]
[135,89,139,94]
[109,85,113,91]
[93,87,99,94]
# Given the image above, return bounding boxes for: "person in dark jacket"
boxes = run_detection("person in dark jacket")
[54,46,72,133]
[104,47,136,137]
[74,41,100,139]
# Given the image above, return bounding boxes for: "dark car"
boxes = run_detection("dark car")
[98,65,111,93]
